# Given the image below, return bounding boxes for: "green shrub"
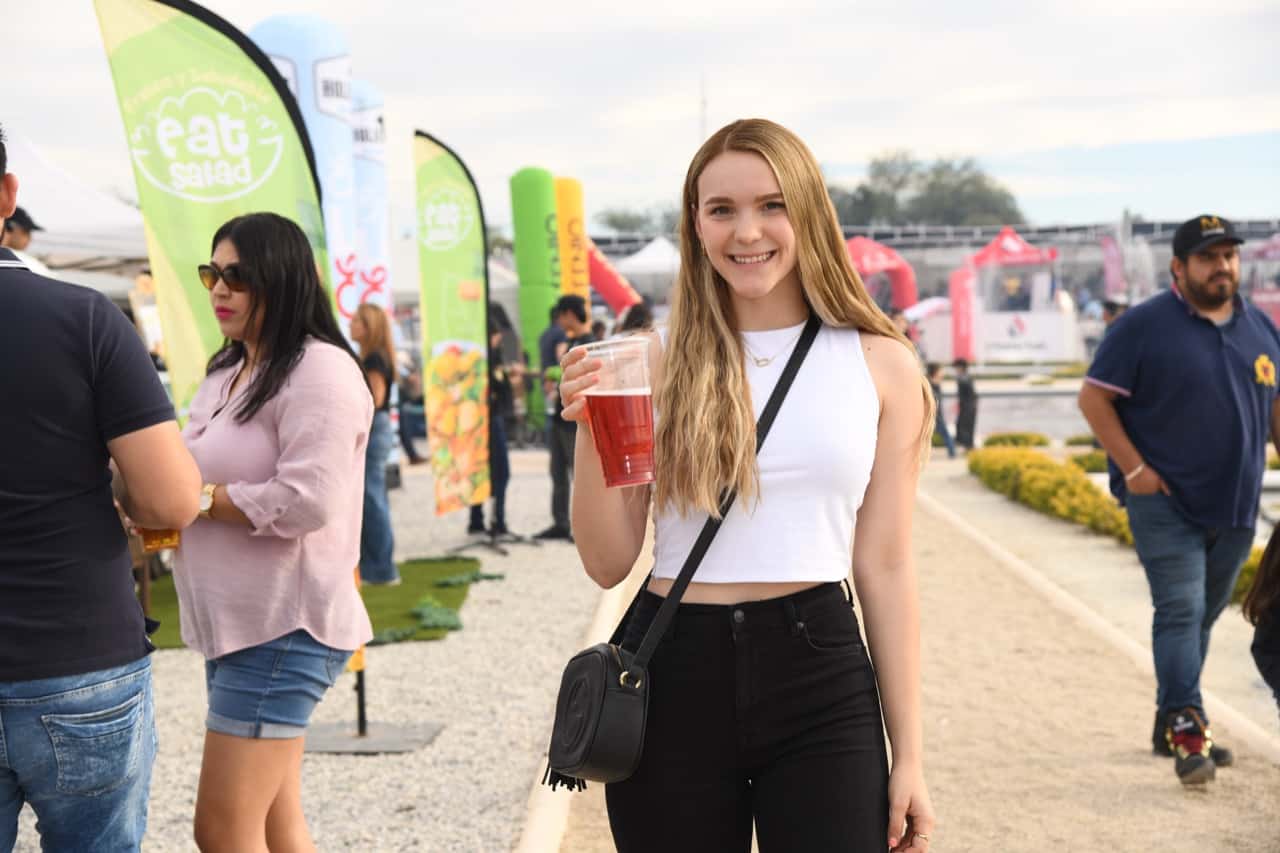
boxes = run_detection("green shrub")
[1235,548,1262,605]
[1268,455,1280,471]
[968,449,1264,600]
[1069,450,1107,473]
[968,448,1131,546]
[983,432,1051,448]
[1065,433,1096,446]
[1052,362,1088,379]
[932,431,945,448]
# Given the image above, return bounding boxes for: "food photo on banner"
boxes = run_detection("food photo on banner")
[93,0,326,417]
[414,131,491,515]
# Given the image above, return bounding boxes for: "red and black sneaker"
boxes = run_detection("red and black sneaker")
[1165,708,1216,785]
[1152,709,1233,766]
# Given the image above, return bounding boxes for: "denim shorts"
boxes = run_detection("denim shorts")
[204,630,351,739]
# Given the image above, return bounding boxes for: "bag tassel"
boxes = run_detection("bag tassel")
[542,762,587,792]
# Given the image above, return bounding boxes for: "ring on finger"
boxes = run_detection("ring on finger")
[915,833,930,842]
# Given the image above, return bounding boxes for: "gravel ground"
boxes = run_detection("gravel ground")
[15,448,602,852]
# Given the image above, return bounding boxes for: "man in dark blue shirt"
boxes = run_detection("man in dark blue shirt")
[1080,214,1279,786]
[0,126,202,849]
[536,295,595,541]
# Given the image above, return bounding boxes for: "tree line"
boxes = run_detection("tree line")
[591,150,1024,234]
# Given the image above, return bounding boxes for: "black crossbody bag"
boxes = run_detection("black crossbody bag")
[542,315,822,791]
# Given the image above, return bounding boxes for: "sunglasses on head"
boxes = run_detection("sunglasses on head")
[197,262,248,292]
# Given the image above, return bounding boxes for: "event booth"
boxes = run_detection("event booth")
[845,236,918,311]
[948,227,1079,363]
[1245,233,1280,327]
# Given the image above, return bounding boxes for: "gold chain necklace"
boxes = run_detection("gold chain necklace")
[742,327,805,367]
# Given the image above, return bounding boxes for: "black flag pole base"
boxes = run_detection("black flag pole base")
[491,530,540,548]
[447,531,510,557]
[305,670,442,755]
[305,720,443,755]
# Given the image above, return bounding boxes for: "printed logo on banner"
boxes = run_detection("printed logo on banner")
[1006,315,1027,338]
[420,184,476,251]
[313,55,351,119]
[269,57,298,98]
[128,87,284,203]
[352,110,385,162]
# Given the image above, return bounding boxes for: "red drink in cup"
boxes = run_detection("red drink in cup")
[585,391,654,487]
[579,337,655,488]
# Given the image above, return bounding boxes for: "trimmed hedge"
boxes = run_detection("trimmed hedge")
[1069,449,1107,473]
[967,448,1260,603]
[983,432,1051,448]
[1065,433,1096,447]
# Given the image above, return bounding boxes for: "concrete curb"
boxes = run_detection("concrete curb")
[919,489,1280,766]
[511,566,646,853]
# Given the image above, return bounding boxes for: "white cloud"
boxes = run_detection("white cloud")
[6,0,1278,229]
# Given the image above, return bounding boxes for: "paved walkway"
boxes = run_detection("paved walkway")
[558,456,1280,852]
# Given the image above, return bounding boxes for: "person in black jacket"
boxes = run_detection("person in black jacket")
[469,321,516,535]
[952,358,978,450]
[1245,526,1280,723]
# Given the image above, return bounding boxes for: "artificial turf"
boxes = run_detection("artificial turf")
[144,556,479,650]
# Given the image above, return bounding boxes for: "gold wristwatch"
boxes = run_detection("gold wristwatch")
[198,483,217,520]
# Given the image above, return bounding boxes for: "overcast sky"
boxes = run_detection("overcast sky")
[6,0,1279,232]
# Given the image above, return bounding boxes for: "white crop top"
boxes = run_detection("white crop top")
[651,322,880,583]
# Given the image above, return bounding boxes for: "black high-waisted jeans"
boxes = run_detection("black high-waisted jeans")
[606,582,889,852]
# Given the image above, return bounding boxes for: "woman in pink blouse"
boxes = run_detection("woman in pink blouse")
[178,213,374,852]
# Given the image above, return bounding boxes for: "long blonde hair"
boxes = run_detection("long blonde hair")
[354,303,396,372]
[654,118,934,517]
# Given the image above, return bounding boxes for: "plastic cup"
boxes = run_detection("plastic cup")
[579,336,655,488]
[139,528,181,553]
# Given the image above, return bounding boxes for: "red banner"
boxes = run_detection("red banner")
[1100,236,1127,299]
[587,239,643,314]
[949,266,978,362]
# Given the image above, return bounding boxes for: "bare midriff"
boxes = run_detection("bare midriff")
[645,577,826,605]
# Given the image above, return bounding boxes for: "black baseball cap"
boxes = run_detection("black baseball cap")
[4,206,42,233]
[1172,214,1242,260]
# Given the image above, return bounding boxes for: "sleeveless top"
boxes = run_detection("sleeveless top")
[651,322,880,583]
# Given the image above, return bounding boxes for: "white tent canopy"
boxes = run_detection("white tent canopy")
[614,236,679,301]
[5,135,147,269]
[615,236,680,276]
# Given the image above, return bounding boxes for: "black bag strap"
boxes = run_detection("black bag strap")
[625,314,822,680]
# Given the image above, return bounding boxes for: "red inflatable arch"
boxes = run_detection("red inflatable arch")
[846,236,918,309]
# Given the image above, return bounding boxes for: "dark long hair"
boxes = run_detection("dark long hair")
[206,213,360,422]
[1244,525,1280,626]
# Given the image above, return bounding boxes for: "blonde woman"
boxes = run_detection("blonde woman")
[350,302,399,585]
[559,119,936,852]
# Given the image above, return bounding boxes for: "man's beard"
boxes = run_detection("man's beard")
[1183,270,1238,310]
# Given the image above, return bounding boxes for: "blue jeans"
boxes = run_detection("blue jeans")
[1125,492,1255,717]
[934,410,956,458]
[360,410,397,583]
[0,657,155,852]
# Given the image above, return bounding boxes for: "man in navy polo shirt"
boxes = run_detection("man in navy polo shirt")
[1079,214,1279,786]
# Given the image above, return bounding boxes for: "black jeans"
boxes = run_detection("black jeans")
[469,415,511,530]
[606,583,889,852]
[547,419,576,530]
